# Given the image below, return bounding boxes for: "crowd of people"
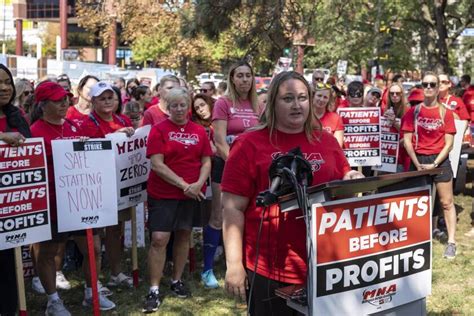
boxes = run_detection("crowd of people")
[0,60,473,315]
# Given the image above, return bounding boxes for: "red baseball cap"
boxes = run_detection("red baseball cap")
[408,88,424,103]
[35,81,73,103]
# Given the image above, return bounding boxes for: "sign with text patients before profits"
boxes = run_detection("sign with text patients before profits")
[0,138,51,250]
[52,139,118,232]
[311,186,432,315]
[106,125,151,210]
[338,107,382,167]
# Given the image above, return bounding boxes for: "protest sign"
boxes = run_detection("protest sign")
[372,117,399,173]
[449,120,467,178]
[0,138,51,250]
[106,125,151,210]
[124,203,145,248]
[22,245,35,278]
[52,139,118,232]
[311,186,431,315]
[338,107,381,167]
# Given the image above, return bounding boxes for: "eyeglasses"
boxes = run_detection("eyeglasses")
[422,82,437,89]
[371,92,381,99]
[315,83,332,90]
[313,77,324,82]
[349,91,363,98]
[200,89,209,93]
[390,91,402,96]
[440,80,450,85]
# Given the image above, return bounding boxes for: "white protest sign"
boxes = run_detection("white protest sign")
[337,107,381,167]
[106,125,151,210]
[52,139,118,232]
[124,203,145,248]
[372,117,399,173]
[0,138,51,250]
[449,120,467,178]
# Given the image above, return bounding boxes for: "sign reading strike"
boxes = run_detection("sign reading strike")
[338,107,381,167]
[373,117,400,173]
[52,139,118,232]
[0,138,51,250]
[106,125,151,210]
[311,187,431,315]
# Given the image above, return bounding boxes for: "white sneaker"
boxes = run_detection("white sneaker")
[32,276,46,294]
[107,272,133,288]
[82,293,116,311]
[56,271,71,290]
[83,282,113,297]
[45,298,71,316]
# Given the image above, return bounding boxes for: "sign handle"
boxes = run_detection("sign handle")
[14,247,27,316]
[86,228,100,316]
[131,206,139,288]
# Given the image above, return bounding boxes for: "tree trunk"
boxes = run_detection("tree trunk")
[434,0,450,73]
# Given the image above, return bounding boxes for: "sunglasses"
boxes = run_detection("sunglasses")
[390,91,402,96]
[440,80,450,85]
[23,91,31,96]
[200,89,209,93]
[313,77,324,82]
[371,92,381,99]
[349,91,363,98]
[315,83,332,90]
[422,82,437,89]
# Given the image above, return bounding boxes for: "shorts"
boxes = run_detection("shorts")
[411,154,453,183]
[211,156,225,184]
[148,197,197,232]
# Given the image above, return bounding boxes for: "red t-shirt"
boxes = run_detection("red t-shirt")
[221,128,351,284]
[144,96,159,110]
[440,94,470,120]
[142,104,168,127]
[462,86,474,121]
[335,98,349,109]
[146,119,213,200]
[66,106,88,127]
[0,116,9,133]
[30,119,84,222]
[401,105,456,155]
[80,111,132,138]
[212,97,259,136]
[319,111,343,134]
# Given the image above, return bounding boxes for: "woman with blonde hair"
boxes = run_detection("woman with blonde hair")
[313,82,344,147]
[14,78,34,112]
[203,60,260,288]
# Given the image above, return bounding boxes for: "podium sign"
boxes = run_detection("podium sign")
[311,186,431,315]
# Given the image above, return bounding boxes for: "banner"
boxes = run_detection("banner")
[52,139,118,232]
[372,117,399,173]
[0,138,51,250]
[311,186,432,315]
[106,125,151,210]
[338,107,381,167]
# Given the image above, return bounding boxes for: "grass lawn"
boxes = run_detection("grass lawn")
[25,192,473,315]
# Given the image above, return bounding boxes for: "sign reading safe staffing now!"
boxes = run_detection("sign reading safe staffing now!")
[338,107,381,167]
[106,125,151,210]
[0,138,51,250]
[52,139,118,232]
[311,186,432,315]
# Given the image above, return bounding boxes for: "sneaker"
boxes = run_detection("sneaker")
[142,291,161,313]
[107,272,133,288]
[443,243,456,259]
[201,269,219,289]
[432,229,447,242]
[98,282,113,297]
[170,280,190,298]
[82,293,116,311]
[45,298,71,316]
[32,276,46,294]
[56,271,71,290]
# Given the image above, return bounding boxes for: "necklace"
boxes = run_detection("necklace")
[43,119,64,139]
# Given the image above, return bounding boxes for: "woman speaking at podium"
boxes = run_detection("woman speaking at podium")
[221,71,363,315]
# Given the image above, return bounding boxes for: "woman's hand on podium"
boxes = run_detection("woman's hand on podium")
[343,170,365,180]
[225,263,248,302]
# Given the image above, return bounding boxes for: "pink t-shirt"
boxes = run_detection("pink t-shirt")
[212,97,259,136]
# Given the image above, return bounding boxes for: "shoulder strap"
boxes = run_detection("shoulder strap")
[88,113,100,126]
[113,113,126,126]
[413,103,422,150]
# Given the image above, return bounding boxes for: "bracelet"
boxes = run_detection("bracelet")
[433,161,439,168]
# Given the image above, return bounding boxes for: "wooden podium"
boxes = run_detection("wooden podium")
[275,169,440,316]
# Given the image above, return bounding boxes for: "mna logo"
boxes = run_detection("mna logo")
[362,284,397,306]
[81,216,99,225]
[5,232,27,244]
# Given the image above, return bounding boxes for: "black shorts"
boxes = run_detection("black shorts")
[211,156,225,184]
[148,197,197,232]
[411,154,453,183]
